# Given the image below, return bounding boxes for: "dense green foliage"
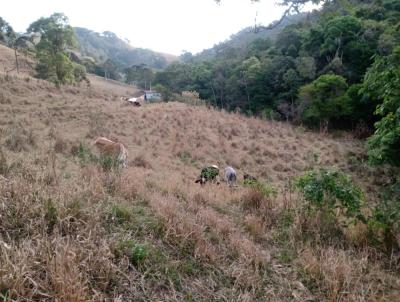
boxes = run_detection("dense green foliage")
[296,169,364,220]
[363,46,400,166]
[298,74,351,130]
[27,13,87,86]
[154,1,399,129]
[368,179,400,251]
[296,168,400,252]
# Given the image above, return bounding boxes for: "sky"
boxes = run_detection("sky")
[2,0,317,55]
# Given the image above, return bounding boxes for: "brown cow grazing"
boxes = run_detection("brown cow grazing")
[92,137,128,168]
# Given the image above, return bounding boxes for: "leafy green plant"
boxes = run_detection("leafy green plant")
[114,240,149,266]
[368,180,400,252]
[362,46,400,166]
[296,169,365,221]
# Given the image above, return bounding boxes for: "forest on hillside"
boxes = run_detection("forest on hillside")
[154,0,399,142]
[74,27,172,71]
[0,16,175,84]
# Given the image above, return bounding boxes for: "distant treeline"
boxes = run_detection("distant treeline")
[153,1,399,131]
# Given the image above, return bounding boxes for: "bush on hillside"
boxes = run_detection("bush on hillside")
[296,169,365,222]
[368,179,400,252]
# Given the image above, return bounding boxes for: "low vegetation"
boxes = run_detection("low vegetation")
[0,67,398,300]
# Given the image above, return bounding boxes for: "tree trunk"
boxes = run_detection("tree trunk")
[14,48,19,74]
[320,119,329,134]
[210,84,217,106]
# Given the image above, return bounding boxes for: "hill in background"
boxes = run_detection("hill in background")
[191,12,311,62]
[74,27,177,70]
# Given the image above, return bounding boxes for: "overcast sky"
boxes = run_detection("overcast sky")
[2,0,317,55]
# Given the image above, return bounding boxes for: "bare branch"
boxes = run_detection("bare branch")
[254,3,295,32]
[215,0,322,32]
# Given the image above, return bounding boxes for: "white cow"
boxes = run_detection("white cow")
[224,166,237,187]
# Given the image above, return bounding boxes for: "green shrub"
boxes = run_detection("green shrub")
[114,240,149,266]
[110,204,132,224]
[73,142,96,165]
[296,169,365,222]
[244,178,278,198]
[368,180,400,252]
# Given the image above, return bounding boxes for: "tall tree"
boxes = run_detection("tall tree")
[124,64,154,88]
[298,74,351,131]
[0,17,16,46]
[27,13,85,85]
[363,46,400,166]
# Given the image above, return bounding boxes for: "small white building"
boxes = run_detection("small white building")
[144,90,162,102]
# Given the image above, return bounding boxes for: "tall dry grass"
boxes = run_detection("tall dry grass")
[0,55,398,301]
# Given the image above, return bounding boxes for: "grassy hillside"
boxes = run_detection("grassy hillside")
[0,45,398,301]
[74,27,177,69]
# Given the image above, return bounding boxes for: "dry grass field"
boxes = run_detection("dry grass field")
[0,44,399,301]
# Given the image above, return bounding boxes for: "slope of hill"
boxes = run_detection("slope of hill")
[0,44,34,74]
[74,27,177,69]
[0,45,398,301]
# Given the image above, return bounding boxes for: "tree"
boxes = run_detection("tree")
[153,0,397,128]
[298,74,351,131]
[363,46,400,166]
[279,68,301,120]
[27,13,85,85]
[321,16,362,60]
[103,59,121,81]
[124,64,154,88]
[296,56,316,80]
[0,17,16,46]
